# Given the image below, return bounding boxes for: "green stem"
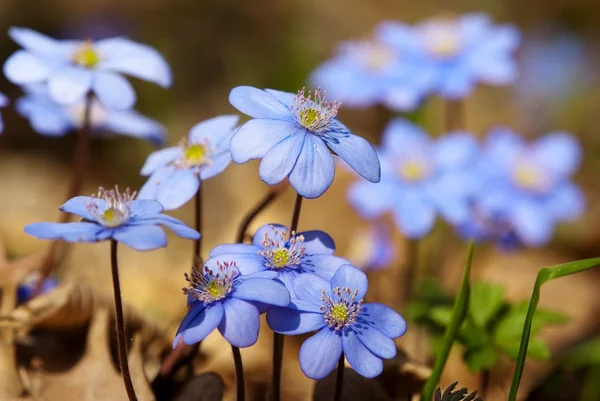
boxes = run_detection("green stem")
[193,186,203,266]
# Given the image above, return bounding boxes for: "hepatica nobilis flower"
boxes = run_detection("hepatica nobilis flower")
[174,257,290,348]
[349,119,479,238]
[461,128,584,246]
[4,27,171,109]
[17,84,165,143]
[138,115,239,210]
[0,92,8,133]
[378,13,519,99]
[229,86,380,198]
[209,224,349,294]
[267,265,406,379]
[346,224,395,271]
[24,186,199,250]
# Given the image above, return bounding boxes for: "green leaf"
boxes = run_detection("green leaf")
[464,346,497,372]
[527,338,551,360]
[469,281,504,327]
[563,337,600,369]
[458,320,488,349]
[421,242,475,401]
[429,306,454,327]
[508,257,600,401]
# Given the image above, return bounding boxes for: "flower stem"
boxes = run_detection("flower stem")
[333,352,345,401]
[232,345,245,401]
[110,239,138,401]
[193,186,203,266]
[235,186,287,243]
[271,193,304,401]
[39,92,94,285]
[480,369,490,399]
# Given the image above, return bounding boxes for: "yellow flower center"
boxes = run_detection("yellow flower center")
[363,44,394,71]
[272,248,290,268]
[514,163,547,192]
[184,144,207,164]
[206,281,228,299]
[422,21,462,59]
[101,207,125,227]
[73,42,100,68]
[400,160,427,181]
[299,108,319,129]
[330,304,349,323]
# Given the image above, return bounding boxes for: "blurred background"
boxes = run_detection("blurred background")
[1,1,600,400]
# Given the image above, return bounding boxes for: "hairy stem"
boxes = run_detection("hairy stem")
[232,345,246,401]
[334,353,345,401]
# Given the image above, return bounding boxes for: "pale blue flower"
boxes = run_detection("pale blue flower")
[0,92,8,133]
[346,224,395,271]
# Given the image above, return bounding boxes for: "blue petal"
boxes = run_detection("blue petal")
[16,92,71,136]
[331,265,368,299]
[209,243,262,257]
[342,330,383,378]
[359,303,407,338]
[173,301,205,347]
[468,26,520,84]
[59,196,95,220]
[289,134,336,198]
[353,324,396,359]
[544,183,585,221]
[212,253,265,275]
[484,127,523,169]
[200,152,232,180]
[266,307,325,335]
[301,255,349,281]
[434,132,479,168]
[155,169,199,211]
[300,230,336,255]
[3,51,51,84]
[129,214,200,240]
[48,67,93,105]
[274,270,297,296]
[189,115,239,150]
[92,71,135,110]
[229,86,293,120]
[229,119,300,164]
[322,120,380,183]
[140,147,181,176]
[259,131,306,185]
[299,328,342,380]
[218,298,260,347]
[8,27,64,56]
[531,132,581,176]
[382,118,429,153]
[138,166,176,200]
[348,181,397,218]
[104,109,166,143]
[293,273,331,304]
[129,199,164,216]
[179,303,224,346]
[0,93,8,107]
[96,37,172,87]
[392,189,436,238]
[509,199,553,246]
[264,88,297,106]
[113,225,167,251]
[24,222,108,242]
[233,277,290,307]
[252,224,288,247]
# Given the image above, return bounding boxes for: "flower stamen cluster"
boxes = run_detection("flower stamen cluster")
[291,87,341,133]
[421,20,462,59]
[86,186,136,227]
[398,159,430,182]
[72,40,101,68]
[321,286,363,331]
[183,261,238,303]
[258,226,306,269]
[512,160,551,194]
[173,138,214,170]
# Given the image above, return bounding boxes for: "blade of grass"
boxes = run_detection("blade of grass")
[508,257,600,401]
[421,242,475,401]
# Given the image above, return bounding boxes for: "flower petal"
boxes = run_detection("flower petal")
[96,37,172,87]
[289,134,336,198]
[218,298,260,347]
[129,199,164,216]
[259,131,306,185]
[301,255,349,281]
[129,214,200,240]
[434,132,479,168]
[137,166,176,201]
[59,196,95,220]
[200,152,232,180]
[189,115,239,150]
[293,273,331,304]
[300,230,336,255]
[229,119,300,164]
[209,243,262,257]
[48,67,93,105]
[252,224,288,246]
[267,307,325,335]
[8,27,64,56]
[348,181,397,218]
[179,303,223,346]
[342,330,383,378]
[233,277,290,307]
[358,303,407,338]
[382,118,429,151]
[299,328,342,380]
[392,189,436,238]
[24,222,108,242]
[92,71,136,110]
[544,183,585,221]
[104,109,166,144]
[140,147,181,176]
[16,92,71,136]
[155,169,199,211]
[322,120,380,183]
[113,225,168,251]
[331,265,368,299]
[509,199,553,246]
[353,324,397,359]
[173,301,205,347]
[229,86,293,120]
[3,51,51,84]
[209,253,265,275]
[531,132,581,176]
[264,88,297,106]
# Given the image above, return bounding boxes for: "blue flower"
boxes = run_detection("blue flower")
[209,224,349,296]
[4,27,171,110]
[0,92,8,133]
[459,128,584,246]
[137,115,239,210]
[311,24,433,111]
[229,86,380,198]
[267,265,406,379]
[349,119,479,238]
[16,84,165,142]
[17,275,59,304]
[24,186,200,251]
[174,257,291,348]
[346,224,395,271]
[378,14,519,99]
